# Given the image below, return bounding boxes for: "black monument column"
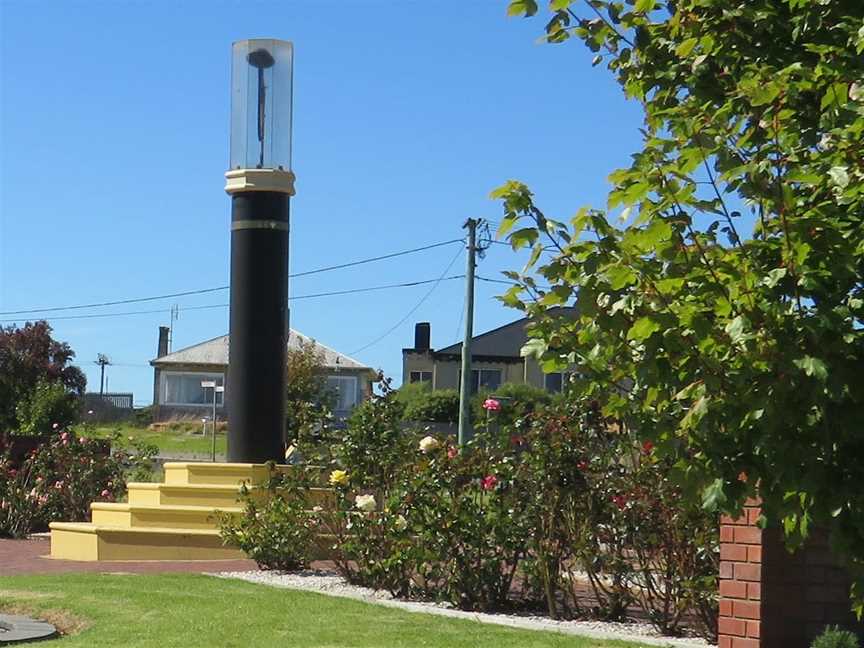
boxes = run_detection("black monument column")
[224,39,294,463]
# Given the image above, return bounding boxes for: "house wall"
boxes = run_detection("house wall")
[431,358,525,391]
[152,362,373,423]
[402,351,435,385]
[402,351,555,392]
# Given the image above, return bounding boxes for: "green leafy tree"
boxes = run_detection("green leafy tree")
[285,338,334,451]
[499,0,864,612]
[0,321,86,434]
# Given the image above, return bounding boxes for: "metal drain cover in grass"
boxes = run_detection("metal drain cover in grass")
[0,614,57,644]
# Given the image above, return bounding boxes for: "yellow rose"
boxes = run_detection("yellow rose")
[419,436,440,453]
[329,469,349,487]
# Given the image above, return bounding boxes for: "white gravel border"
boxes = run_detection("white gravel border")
[213,570,712,648]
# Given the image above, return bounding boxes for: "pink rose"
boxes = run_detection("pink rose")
[482,398,501,412]
[447,446,458,460]
[100,489,111,498]
[481,475,498,491]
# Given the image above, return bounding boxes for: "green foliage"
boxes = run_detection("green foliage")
[501,0,864,612]
[315,389,717,637]
[285,338,335,452]
[811,627,861,648]
[0,425,156,538]
[218,465,317,571]
[337,378,417,491]
[396,381,551,427]
[472,382,552,429]
[15,379,80,435]
[396,382,460,423]
[0,321,86,434]
[132,405,154,427]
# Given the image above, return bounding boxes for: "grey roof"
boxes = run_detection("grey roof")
[151,330,371,371]
[435,318,530,358]
[435,308,575,358]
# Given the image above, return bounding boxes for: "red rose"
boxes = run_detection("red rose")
[642,440,654,454]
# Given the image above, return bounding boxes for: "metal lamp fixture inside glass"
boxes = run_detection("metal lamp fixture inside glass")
[247,47,275,168]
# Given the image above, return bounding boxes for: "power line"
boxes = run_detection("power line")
[0,276,466,324]
[350,246,465,356]
[0,239,463,316]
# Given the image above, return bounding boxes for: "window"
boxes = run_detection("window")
[409,371,432,384]
[163,372,224,406]
[545,372,577,393]
[458,369,503,395]
[326,375,359,413]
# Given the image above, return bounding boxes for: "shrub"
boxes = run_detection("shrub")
[132,406,154,427]
[15,379,80,435]
[396,382,459,423]
[322,426,532,610]
[0,427,156,538]
[0,321,86,434]
[812,627,861,648]
[471,382,551,429]
[218,465,317,571]
[242,384,718,638]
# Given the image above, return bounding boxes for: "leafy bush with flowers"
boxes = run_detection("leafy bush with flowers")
[234,384,718,639]
[217,463,319,571]
[0,426,157,538]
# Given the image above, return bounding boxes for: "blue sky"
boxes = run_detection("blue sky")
[0,1,642,405]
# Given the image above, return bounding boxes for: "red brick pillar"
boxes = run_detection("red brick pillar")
[719,500,864,648]
[719,501,763,647]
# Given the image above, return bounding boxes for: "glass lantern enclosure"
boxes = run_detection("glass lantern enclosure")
[230,39,293,171]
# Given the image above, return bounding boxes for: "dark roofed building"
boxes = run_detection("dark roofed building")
[401,310,576,393]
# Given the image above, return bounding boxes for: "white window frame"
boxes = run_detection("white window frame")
[409,370,433,384]
[326,374,359,413]
[161,371,225,407]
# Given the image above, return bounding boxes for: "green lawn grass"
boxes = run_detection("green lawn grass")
[0,573,655,648]
[82,423,227,459]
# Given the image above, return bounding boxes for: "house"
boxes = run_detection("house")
[401,311,576,394]
[150,326,376,422]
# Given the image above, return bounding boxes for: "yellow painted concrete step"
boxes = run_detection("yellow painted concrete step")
[90,502,242,530]
[161,462,330,487]
[126,482,335,509]
[162,462,273,486]
[49,522,245,561]
[50,521,338,562]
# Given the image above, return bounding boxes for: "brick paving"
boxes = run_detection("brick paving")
[0,537,259,576]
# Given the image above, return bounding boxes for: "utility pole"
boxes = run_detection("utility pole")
[95,354,111,397]
[458,218,478,445]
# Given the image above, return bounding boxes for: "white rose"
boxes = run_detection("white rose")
[393,515,408,532]
[355,494,376,512]
[419,436,440,453]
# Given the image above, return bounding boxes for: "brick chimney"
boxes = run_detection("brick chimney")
[157,326,170,358]
[414,322,431,352]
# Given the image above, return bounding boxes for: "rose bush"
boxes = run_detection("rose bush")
[0,426,157,538]
[237,385,718,638]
